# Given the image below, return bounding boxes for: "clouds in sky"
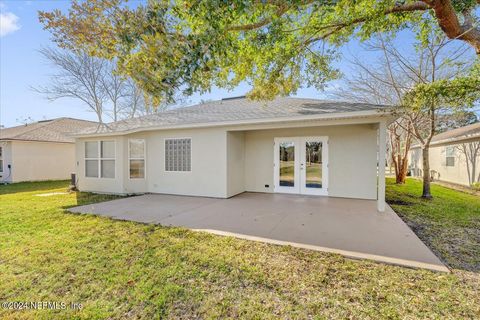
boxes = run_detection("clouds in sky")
[0,5,20,37]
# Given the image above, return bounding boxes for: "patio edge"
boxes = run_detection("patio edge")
[193,228,451,273]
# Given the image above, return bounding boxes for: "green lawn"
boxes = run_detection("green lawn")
[386,178,480,272]
[279,161,322,186]
[306,163,322,185]
[279,160,295,184]
[1,181,479,319]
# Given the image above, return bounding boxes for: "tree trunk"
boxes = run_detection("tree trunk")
[392,154,400,183]
[113,103,118,122]
[95,108,104,124]
[397,171,406,184]
[392,151,408,184]
[421,146,432,199]
[398,156,408,184]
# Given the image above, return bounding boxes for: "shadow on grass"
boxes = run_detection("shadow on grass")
[0,180,70,195]
[387,199,414,206]
[62,191,125,210]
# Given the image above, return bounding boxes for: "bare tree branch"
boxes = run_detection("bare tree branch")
[334,33,472,187]
[33,47,164,123]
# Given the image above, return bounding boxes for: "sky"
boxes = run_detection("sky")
[0,1,476,128]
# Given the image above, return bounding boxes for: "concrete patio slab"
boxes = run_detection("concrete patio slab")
[70,192,448,272]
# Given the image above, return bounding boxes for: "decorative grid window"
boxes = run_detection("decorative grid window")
[85,141,116,178]
[129,139,145,179]
[445,146,455,167]
[0,147,3,173]
[165,138,191,172]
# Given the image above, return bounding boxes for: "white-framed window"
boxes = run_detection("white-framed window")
[85,141,116,178]
[0,146,3,173]
[165,138,191,172]
[129,139,145,179]
[445,146,455,167]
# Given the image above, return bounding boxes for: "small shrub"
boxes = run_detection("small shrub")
[472,182,480,191]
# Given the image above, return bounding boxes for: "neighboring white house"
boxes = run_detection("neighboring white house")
[0,118,97,183]
[73,97,393,211]
[409,122,480,186]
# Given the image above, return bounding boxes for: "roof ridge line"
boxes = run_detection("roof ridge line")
[432,122,480,138]
[0,117,97,141]
[0,118,57,140]
[58,117,99,124]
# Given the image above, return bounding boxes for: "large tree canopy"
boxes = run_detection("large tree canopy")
[39,0,480,102]
[403,59,480,119]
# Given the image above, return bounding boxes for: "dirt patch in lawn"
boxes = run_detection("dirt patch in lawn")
[387,178,480,273]
[387,199,414,206]
[399,214,480,272]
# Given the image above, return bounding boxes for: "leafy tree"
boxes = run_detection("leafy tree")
[335,34,474,187]
[38,0,480,198]
[38,0,480,103]
[403,58,479,197]
[436,111,478,133]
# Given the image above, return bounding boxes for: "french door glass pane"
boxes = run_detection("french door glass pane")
[279,141,295,187]
[305,141,322,188]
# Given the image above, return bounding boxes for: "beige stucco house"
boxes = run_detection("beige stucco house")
[0,118,97,183]
[73,97,392,211]
[409,122,480,186]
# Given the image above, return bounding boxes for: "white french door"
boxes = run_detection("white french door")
[273,136,328,196]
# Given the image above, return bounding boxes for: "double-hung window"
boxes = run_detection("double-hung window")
[129,139,145,179]
[445,146,455,167]
[85,141,116,178]
[165,138,191,172]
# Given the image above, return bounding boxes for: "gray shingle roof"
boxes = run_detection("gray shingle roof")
[411,122,480,148]
[432,122,480,143]
[79,97,390,135]
[0,118,98,143]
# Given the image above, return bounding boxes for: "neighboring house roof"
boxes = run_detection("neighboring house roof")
[76,97,391,136]
[0,118,98,143]
[411,122,480,148]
